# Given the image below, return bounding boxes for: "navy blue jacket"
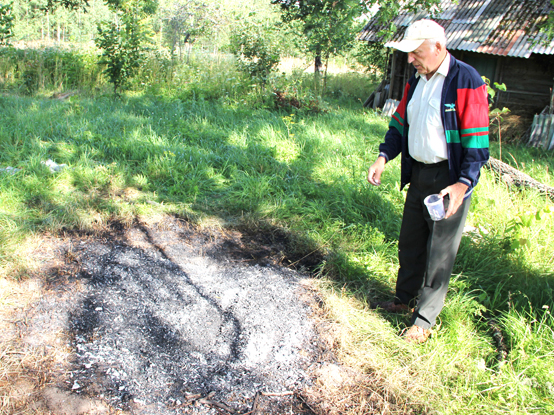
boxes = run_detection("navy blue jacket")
[379,54,490,197]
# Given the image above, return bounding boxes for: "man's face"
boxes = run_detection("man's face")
[407,39,443,77]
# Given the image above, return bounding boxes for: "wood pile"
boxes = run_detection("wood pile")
[363,79,387,109]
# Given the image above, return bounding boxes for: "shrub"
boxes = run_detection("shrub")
[0,3,14,46]
[229,19,281,86]
[96,15,144,95]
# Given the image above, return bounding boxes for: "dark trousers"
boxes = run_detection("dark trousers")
[395,160,471,329]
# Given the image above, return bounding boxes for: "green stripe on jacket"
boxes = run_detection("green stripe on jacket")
[446,130,461,143]
[446,129,489,148]
[389,115,404,135]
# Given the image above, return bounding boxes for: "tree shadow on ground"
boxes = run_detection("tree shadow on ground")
[7,94,552,317]
[4,94,402,299]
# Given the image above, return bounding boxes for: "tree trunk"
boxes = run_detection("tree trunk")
[314,54,322,73]
[184,34,191,64]
[170,35,176,56]
[47,12,50,41]
[323,52,329,93]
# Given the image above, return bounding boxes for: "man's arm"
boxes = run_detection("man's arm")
[367,81,412,186]
[440,75,489,217]
[455,82,490,190]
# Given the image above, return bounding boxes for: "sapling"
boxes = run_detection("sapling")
[483,76,510,162]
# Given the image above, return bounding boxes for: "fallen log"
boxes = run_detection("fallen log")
[485,157,554,200]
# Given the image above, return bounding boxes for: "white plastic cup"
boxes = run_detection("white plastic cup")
[424,194,445,221]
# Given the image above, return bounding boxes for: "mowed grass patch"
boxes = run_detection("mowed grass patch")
[0,92,553,414]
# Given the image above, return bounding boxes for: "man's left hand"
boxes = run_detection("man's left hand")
[439,182,469,218]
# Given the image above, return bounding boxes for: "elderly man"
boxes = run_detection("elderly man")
[367,19,489,343]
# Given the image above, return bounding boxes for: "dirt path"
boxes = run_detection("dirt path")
[2,216,345,415]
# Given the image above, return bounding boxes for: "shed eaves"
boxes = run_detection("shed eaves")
[358,0,554,58]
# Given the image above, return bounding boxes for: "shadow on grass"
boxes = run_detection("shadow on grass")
[0,95,402,332]
[455,229,554,311]
[3,93,553,350]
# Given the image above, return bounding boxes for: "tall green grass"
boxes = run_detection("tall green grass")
[0,45,377,108]
[0,47,103,94]
[0,57,553,414]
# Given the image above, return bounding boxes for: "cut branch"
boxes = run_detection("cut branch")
[198,398,236,413]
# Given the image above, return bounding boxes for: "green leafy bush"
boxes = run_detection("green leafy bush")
[96,15,144,95]
[229,18,281,86]
[0,2,14,46]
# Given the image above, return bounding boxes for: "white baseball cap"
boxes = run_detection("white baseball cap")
[385,19,446,52]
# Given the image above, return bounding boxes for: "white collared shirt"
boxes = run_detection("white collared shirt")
[407,53,451,164]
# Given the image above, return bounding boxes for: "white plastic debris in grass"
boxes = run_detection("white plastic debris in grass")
[0,166,21,174]
[42,159,68,173]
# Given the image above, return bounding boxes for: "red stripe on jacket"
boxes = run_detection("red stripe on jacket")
[456,85,489,131]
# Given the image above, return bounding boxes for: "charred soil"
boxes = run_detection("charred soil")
[2,216,338,414]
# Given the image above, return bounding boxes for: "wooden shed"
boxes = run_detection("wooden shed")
[359,0,554,115]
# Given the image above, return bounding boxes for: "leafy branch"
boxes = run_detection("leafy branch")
[0,2,14,46]
[506,206,554,250]
[483,76,510,162]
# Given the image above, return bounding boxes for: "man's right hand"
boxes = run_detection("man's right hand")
[367,156,386,186]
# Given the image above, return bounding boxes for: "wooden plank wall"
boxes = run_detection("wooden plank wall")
[493,54,554,113]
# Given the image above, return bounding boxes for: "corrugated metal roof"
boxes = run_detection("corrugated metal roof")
[358,0,554,58]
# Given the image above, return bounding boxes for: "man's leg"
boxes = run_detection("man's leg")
[395,160,471,329]
[410,194,471,329]
[395,182,429,308]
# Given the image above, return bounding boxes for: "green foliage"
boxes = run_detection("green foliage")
[369,0,443,40]
[158,0,218,58]
[95,0,158,95]
[42,0,89,11]
[483,75,507,103]
[9,0,112,43]
[229,16,281,86]
[105,0,157,15]
[348,40,389,78]
[0,2,14,46]
[96,15,143,95]
[5,0,281,54]
[483,75,510,160]
[272,0,361,74]
[0,46,102,93]
[539,0,554,43]
[505,206,554,250]
[96,0,159,95]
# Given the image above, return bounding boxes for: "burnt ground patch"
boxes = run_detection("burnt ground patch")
[12,216,330,414]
